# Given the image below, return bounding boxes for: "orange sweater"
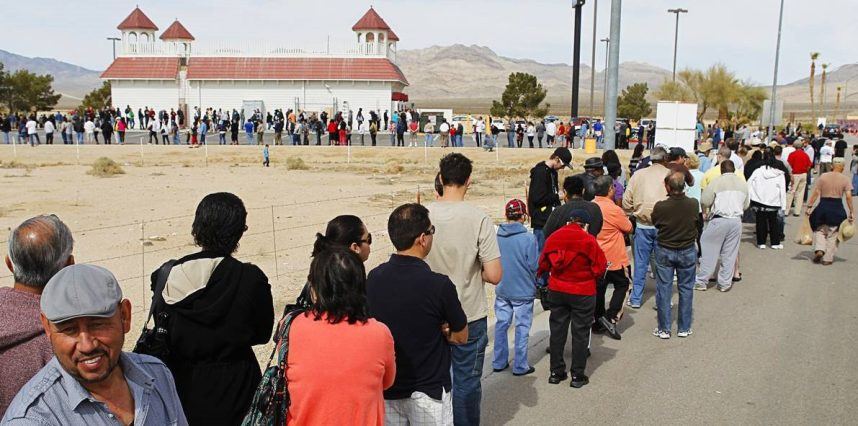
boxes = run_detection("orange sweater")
[593,196,633,270]
[286,314,396,426]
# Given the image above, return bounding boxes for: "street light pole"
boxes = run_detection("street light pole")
[667,8,688,81]
[603,0,622,149]
[766,0,784,141]
[107,37,121,60]
[601,38,610,116]
[589,0,598,117]
[571,0,586,120]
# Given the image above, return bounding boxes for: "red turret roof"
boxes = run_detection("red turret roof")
[117,7,158,31]
[352,7,399,42]
[160,20,195,41]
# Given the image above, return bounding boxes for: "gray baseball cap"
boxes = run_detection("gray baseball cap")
[41,264,123,323]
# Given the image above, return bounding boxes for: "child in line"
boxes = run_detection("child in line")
[492,199,539,376]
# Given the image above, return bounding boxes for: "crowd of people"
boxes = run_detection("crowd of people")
[0,123,855,425]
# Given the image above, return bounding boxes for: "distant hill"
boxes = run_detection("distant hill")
[397,44,673,107]
[0,49,102,100]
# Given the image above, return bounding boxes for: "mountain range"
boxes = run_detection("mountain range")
[2,46,855,111]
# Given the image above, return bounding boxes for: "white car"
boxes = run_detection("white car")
[491,119,506,132]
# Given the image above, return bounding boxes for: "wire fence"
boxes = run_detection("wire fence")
[0,184,520,325]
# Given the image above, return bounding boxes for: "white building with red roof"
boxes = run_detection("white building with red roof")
[102,7,408,119]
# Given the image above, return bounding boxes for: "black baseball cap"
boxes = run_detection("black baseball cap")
[552,147,573,168]
[668,147,688,161]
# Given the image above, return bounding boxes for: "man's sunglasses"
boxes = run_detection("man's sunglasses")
[424,225,436,236]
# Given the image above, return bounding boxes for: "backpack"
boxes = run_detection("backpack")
[241,304,305,426]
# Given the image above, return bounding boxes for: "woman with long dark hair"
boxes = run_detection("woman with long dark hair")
[286,243,395,425]
[295,215,372,306]
[150,192,274,425]
[629,143,645,176]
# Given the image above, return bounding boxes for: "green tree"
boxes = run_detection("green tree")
[80,81,112,111]
[731,83,767,124]
[1,69,61,113]
[490,72,548,118]
[654,79,694,102]
[617,83,652,120]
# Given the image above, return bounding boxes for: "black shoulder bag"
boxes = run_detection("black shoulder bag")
[133,260,176,361]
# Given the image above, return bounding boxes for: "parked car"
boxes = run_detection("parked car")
[450,115,470,133]
[491,118,506,132]
[822,124,843,139]
[543,115,559,123]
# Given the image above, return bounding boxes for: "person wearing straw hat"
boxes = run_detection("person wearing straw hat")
[806,158,854,265]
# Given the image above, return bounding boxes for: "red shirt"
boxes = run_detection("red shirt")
[287,313,395,426]
[787,150,812,174]
[327,121,338,134]
[537,223,608,296]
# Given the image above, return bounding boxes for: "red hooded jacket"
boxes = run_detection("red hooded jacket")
[537,223,607,296]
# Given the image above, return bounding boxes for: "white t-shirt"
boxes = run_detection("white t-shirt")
[43,121,55,134]
[425,201,501,322]
[546,122,557,136]
[25,120,37,135]
[439,122,450,133]
[84,121,95,133]
[782,146,796,162]
[476,121,485,133]
[820,145,834,163]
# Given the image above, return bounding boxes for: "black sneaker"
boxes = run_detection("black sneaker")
[598,316,621,340]
[548,372,568,384]
[570,374,589,388]
[492,363,509,373]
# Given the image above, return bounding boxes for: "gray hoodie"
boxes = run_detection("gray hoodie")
[0,287,53,416]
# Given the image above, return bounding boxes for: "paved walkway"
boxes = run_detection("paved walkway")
[481,154,857,424]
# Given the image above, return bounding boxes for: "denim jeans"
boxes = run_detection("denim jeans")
[631,227,658,305]
[246,132,254,144]
[654,244,696,333]
[29,134,40,146]
[451,317,487,426]
[492,298,534,374]
[853,173,858,196]
[4,131,12,144]
[507,132,515,148]
[533,228,547,287]
[425,134,433,147]
[76,132,84,144]
[219,133,226,145]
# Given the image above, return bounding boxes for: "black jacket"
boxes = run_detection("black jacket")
[542,198,603,239]
[528,162,561,228]
[153,251,274,426]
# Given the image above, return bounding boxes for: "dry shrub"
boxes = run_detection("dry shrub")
[384,160,404,174]
[88,157,125,177]
[286,157,309,170]
[0,160,27,169]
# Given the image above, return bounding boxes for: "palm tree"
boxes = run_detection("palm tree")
[809,52,819,121]
[819,63,829,120]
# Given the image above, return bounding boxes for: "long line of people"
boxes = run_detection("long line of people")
[1,138,854,424]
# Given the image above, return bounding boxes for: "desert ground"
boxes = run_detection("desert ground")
[0,142,602,357]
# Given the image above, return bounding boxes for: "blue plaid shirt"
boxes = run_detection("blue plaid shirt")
[2,353,187,425]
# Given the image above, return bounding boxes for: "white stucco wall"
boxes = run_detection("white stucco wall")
[189,80,394,117]
[109,80,180,113]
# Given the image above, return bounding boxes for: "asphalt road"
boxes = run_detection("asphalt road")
[480,147,858,424]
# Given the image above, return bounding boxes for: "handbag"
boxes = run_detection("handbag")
[133,260,175,361]
[241,304,305,426]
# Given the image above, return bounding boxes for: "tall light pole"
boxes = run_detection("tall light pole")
[603,0,622,149]
[766,0,784,141]
[667,8,688,81]
[589,0,598,116]
[601,37,610,115]
[107,37,121,60]
[571,0,587,120]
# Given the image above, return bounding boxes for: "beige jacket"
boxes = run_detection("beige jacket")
[622,163,670,226]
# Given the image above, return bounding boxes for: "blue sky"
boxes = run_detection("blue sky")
[1,0,853,85]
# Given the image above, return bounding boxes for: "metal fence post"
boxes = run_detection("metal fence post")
[271,205,280,278]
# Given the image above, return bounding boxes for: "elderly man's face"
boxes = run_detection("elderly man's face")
[41,299,131,385]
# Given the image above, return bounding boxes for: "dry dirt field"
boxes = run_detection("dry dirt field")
[0,143,624,358]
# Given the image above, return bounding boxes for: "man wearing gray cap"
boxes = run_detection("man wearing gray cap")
[2,264,188,425]
[1,215,74,417]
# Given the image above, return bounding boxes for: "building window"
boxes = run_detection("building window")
[128,32,137,43]
[366,33,375,43]
[140,32,149,43]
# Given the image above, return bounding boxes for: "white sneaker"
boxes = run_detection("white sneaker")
[758,245,767,249]
[771,244,784,250]
[677,330,693,338]
[652,329,670,339]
